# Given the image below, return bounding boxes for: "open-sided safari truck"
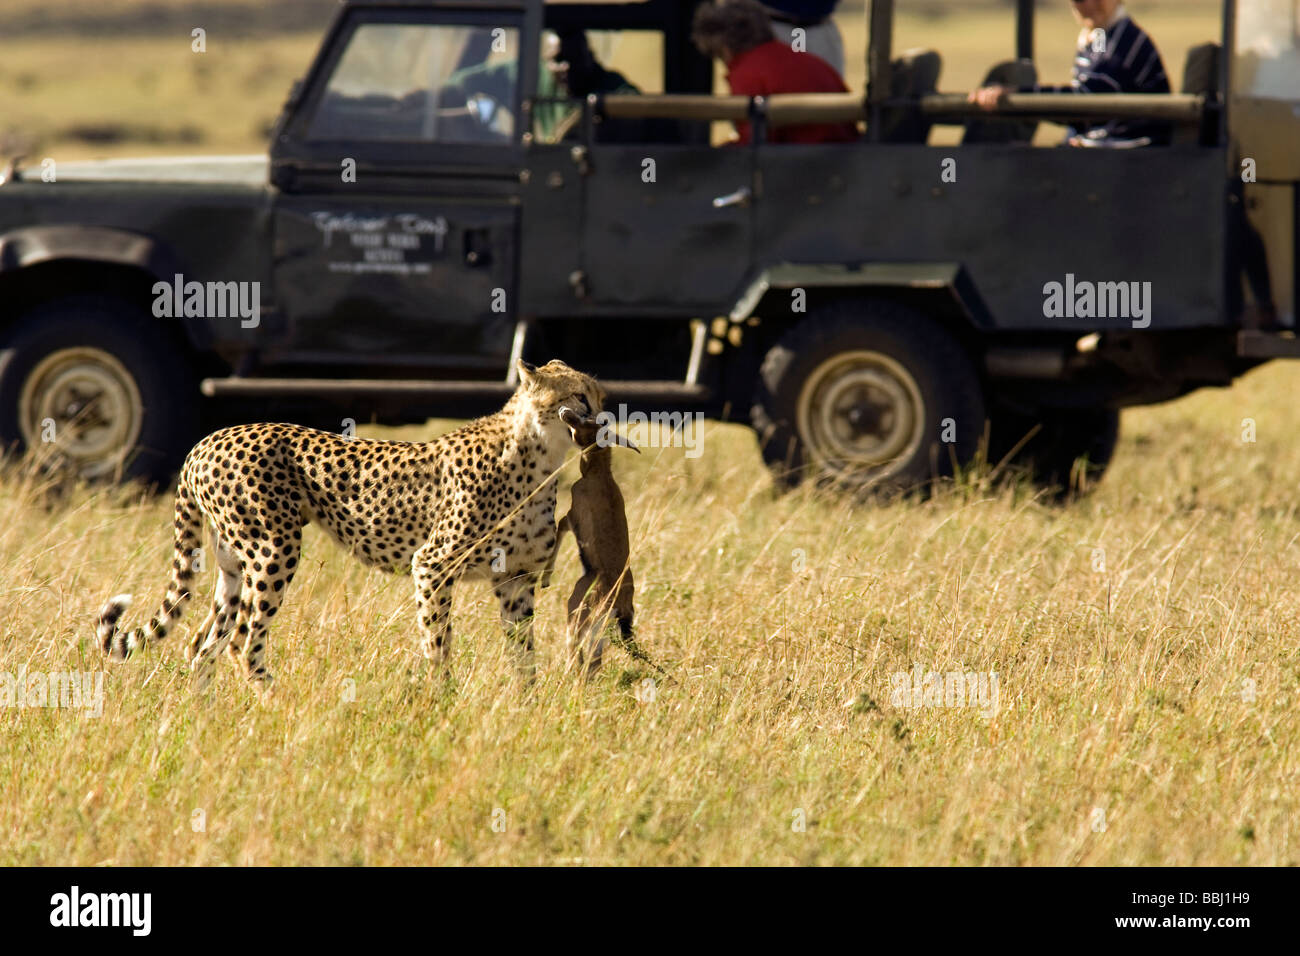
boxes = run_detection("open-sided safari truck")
[0,0,1295,492]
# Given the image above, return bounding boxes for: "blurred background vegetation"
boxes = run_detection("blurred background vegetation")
[0,0,1224,159]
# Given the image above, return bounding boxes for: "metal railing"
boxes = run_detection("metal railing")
[594,91,1206,127]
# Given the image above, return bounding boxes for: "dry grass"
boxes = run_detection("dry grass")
[2,361,1297,865]
[0,0,1280,867]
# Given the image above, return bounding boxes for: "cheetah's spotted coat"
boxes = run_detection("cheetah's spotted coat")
[96,360,605,689]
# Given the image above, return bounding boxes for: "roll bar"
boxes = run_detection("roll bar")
[597,92,1207,127]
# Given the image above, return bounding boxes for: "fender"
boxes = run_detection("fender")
[729,262,994,330]
[0,225,209,348]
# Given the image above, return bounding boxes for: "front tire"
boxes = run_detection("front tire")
[751,301,986,494]
[0,296,199,484]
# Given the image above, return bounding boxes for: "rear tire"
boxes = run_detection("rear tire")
[0,296,199,485]
[988,407,1120,497]
[751,300,985,494]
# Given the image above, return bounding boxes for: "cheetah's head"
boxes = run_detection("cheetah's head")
[515,359,606,424]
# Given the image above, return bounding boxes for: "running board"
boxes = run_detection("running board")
[200,376,712,402]
[1237,330,1300,359]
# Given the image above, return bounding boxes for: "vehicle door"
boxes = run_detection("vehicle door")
[578,137,755,310]
[270,5,536,373]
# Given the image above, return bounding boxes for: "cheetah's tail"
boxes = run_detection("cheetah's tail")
[99,482,205,660]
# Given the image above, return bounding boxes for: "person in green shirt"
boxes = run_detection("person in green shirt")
[448,28,653,144]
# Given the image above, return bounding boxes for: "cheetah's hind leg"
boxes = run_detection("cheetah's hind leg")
[188,533,241,668]
[189,536,245,691]
[227,525,301,694]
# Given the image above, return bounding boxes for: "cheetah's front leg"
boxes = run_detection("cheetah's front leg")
[493,572,540,682]
[412,541,456,668]
[538,513,570,590]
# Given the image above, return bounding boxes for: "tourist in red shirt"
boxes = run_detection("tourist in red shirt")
[691,0,859,145]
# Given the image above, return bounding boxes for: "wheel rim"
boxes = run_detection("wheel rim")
[17,347,143,479]
[795,349,926,486]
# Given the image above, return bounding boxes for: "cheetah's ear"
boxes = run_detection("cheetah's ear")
[516,359,538,388]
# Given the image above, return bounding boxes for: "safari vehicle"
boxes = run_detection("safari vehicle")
[0,0,1296,491]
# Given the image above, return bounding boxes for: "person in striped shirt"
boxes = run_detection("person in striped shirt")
[969,0,1172,147]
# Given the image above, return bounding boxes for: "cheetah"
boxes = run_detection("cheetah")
[96,360,606,690]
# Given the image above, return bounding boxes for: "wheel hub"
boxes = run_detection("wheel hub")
[17,347,144,479]
[796,350,926,485]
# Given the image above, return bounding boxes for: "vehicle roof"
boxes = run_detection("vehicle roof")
[340,0,652,6]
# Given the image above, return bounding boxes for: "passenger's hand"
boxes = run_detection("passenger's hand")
[968,85,1010,111]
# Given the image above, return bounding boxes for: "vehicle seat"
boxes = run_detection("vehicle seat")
[962,60,1038,144]
[1182,42,1220,96]
[1179,42,1220,145]
[878,49,942,143]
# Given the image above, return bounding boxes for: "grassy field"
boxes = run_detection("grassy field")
[2,359,1297,866]
[1,0,1286,867]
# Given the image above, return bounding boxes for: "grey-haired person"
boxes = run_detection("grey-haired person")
[760,0,844,75]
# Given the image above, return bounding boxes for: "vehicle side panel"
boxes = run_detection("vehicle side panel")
[754,145,1229,331]
[0,182,272,348]
[569,144,754,314]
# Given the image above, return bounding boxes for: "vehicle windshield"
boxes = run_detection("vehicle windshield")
[308,22,521,144]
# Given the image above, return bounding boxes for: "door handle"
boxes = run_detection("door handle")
[712,186,752,209]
